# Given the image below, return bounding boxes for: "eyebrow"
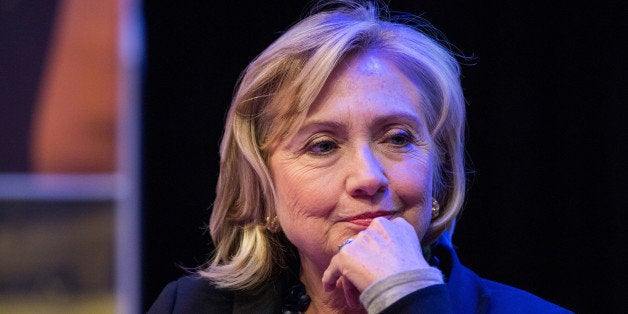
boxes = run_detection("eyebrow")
[297,120,345,134]
[296,112,423,136]
[370,112,423,129]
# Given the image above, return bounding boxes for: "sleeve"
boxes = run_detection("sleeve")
[360,267,452,314]
[379,284,453,314]
[147,281,178,313]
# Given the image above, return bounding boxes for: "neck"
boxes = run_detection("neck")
[299,255,366,314]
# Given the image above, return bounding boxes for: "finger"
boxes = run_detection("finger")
[341,277,361,309]
[322,256,342,291]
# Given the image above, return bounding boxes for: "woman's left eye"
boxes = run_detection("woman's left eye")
[386,130,414,146]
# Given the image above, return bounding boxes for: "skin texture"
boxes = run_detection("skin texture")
[269,51,434,313]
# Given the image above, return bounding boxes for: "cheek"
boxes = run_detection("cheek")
[394,154,433,197]
[392,158,434,238]
[271,162,337,229]
[394,170,431,214]
[272,156,337,208]
[270,159,345,260]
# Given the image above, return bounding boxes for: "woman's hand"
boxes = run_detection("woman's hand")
[321,216,430,306]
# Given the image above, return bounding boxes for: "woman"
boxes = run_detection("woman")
[149,1,571,313]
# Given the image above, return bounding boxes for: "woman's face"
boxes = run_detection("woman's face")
[269,51,434,272]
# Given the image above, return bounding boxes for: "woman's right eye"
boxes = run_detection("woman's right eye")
[307,139,338,155]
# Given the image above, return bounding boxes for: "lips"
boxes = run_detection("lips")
[344,211,395,226]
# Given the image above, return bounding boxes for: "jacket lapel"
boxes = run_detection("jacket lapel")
[434,238,492,313]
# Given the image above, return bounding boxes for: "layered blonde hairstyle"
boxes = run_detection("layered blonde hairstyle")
[199,0,467,290]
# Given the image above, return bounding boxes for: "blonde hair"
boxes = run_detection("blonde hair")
[199,0,467,290]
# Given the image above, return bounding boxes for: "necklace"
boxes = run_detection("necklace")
[282,281,311,313]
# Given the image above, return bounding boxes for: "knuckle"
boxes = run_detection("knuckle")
[370,217,388,230]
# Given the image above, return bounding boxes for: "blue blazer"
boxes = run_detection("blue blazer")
[148,238,572,313]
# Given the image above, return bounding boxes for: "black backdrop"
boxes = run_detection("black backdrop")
[142,1,626,312]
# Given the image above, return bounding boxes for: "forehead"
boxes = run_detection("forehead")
[306,51,423,120]
[266,51,426,148]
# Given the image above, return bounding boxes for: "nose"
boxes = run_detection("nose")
[345,145,389,197]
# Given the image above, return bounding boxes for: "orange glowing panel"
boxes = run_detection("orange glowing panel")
[31,0,118,173]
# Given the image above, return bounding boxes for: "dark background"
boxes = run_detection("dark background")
[0,0,58,172]
[142,1,627,312]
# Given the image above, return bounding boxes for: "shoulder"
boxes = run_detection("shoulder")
[147,275,284,313]
[480,279,573,314]
[431,239,572,313]
[147,276,234,313]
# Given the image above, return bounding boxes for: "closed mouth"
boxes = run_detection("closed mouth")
[344,210,397,226]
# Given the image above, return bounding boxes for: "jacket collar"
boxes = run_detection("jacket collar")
[433,236,491,313]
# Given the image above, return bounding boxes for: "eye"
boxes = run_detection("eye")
[386,130,414,147]
[307,139,338,155]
